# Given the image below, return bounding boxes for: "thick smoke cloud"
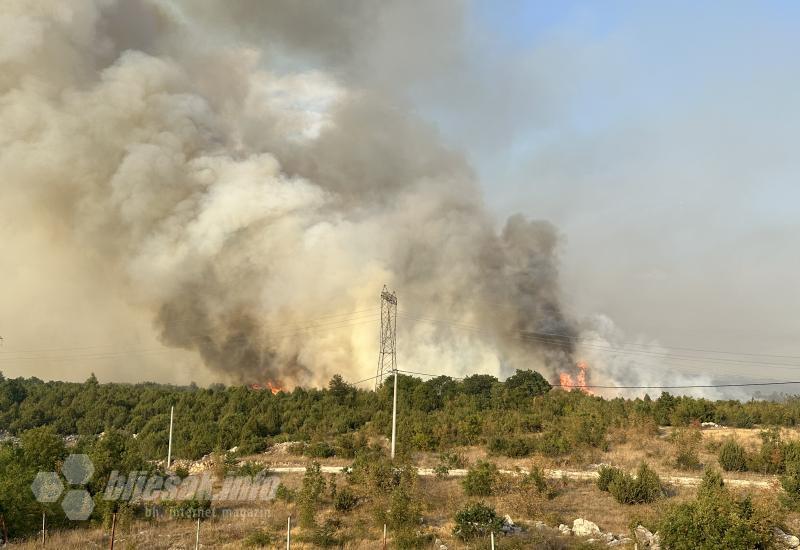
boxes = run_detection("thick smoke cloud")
[0,0,583,386]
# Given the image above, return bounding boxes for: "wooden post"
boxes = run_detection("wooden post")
[490,531,495,550]
[167,405,174,469]
[390,370,398,459]
[109,512,116,550]
[1,514,8,545]
[41,512,46,546]
[194,516,200,550]
[382,524,387,549]
[286,516,291,549]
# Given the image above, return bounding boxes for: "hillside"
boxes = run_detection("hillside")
[3,372,800,547]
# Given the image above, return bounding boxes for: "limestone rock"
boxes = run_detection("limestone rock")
[572,518,601,537]
[774,527,800,548]
[634,525,661,549]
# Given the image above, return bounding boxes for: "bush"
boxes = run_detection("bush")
[659,469,778,549]
[597,465,624,492]
[275,483,294,502]
[750,428,784,474]
[672,428,702,469]
[537,428,572,457]
[243,529,275,547]
[312,518,341,547]
[718,439,747,472]
[488,436,534,458]
[453,502,505,540]
[333,487,358,512]
[306,441,336,458]
[297,462,326,528]
[462,460,498,496]
[782,465,800,510]
[598,463,663,505]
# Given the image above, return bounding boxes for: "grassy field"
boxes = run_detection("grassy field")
[11,425,799,549]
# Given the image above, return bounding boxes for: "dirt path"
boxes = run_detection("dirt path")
[267,465,776,489]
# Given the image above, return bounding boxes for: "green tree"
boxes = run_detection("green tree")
[462,460,498,497]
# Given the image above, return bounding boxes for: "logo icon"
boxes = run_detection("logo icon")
[31,454,95,520]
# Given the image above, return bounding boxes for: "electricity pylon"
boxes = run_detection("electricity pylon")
[375,287,398,458]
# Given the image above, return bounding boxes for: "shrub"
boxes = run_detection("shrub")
[439,451,466,469]
[434,451,465,478]
[597,465,624,492]
[488,436,534,458]
[297,462,326,528]
[306,441,336,458]
[462,460,498,496]
[537,428,572,457]
[718,439,747,472]
[672,428,702,469]
[780,452,800,511]
[453,502,505,540]
[750,428,784,474]
[333,487,358,512]
[599,463,663,505]
[659,469,777,549]
[275,482,294,502]
[243,529,275,547]
[312,518,341,547]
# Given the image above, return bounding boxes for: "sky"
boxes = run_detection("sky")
[417,1,800,367]
[0,0,798,392]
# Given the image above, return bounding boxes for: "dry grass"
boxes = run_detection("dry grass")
[12,426,796,548]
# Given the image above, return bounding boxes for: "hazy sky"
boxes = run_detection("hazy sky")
[1,0,798,390]
[417,1,800,364]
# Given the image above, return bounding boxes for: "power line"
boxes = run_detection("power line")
[0,315,379,363]
[396,312,800,370]
[0,308,379,360]
[396,368,800,390]
[402,298,800,360]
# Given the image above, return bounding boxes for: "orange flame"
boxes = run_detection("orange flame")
[249,381,284,394]
[559,360,593,394]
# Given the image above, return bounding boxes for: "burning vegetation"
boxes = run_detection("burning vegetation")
[559,360,593,394]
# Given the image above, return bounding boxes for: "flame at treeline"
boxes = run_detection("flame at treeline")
[559,360,594,394]
[249,381,283,395]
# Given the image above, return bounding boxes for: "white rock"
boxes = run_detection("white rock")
[558,524,572,536]
[572,518,601,537]
[635,525,661,549]
[774,527,800,548]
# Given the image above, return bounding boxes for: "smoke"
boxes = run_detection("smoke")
[0,0,593,387]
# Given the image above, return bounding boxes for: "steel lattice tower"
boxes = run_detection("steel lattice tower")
[375,286,398,388]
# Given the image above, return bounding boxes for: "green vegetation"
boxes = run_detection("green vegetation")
[671,427,702,469]
[453,502,505,540]
[462,460,499,497]
[658,470,777,549]
[718,439,747,472]
[243,528,275,547]
[5,370,800,543]
[597,463,663,504]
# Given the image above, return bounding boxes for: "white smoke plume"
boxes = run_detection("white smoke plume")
[0,0,626,387]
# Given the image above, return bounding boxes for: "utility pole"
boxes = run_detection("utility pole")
[109,512,116,550]
[167,406,174,469]
[375,287,399,458]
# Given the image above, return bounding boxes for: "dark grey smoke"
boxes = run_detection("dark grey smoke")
[0,0,579,386]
